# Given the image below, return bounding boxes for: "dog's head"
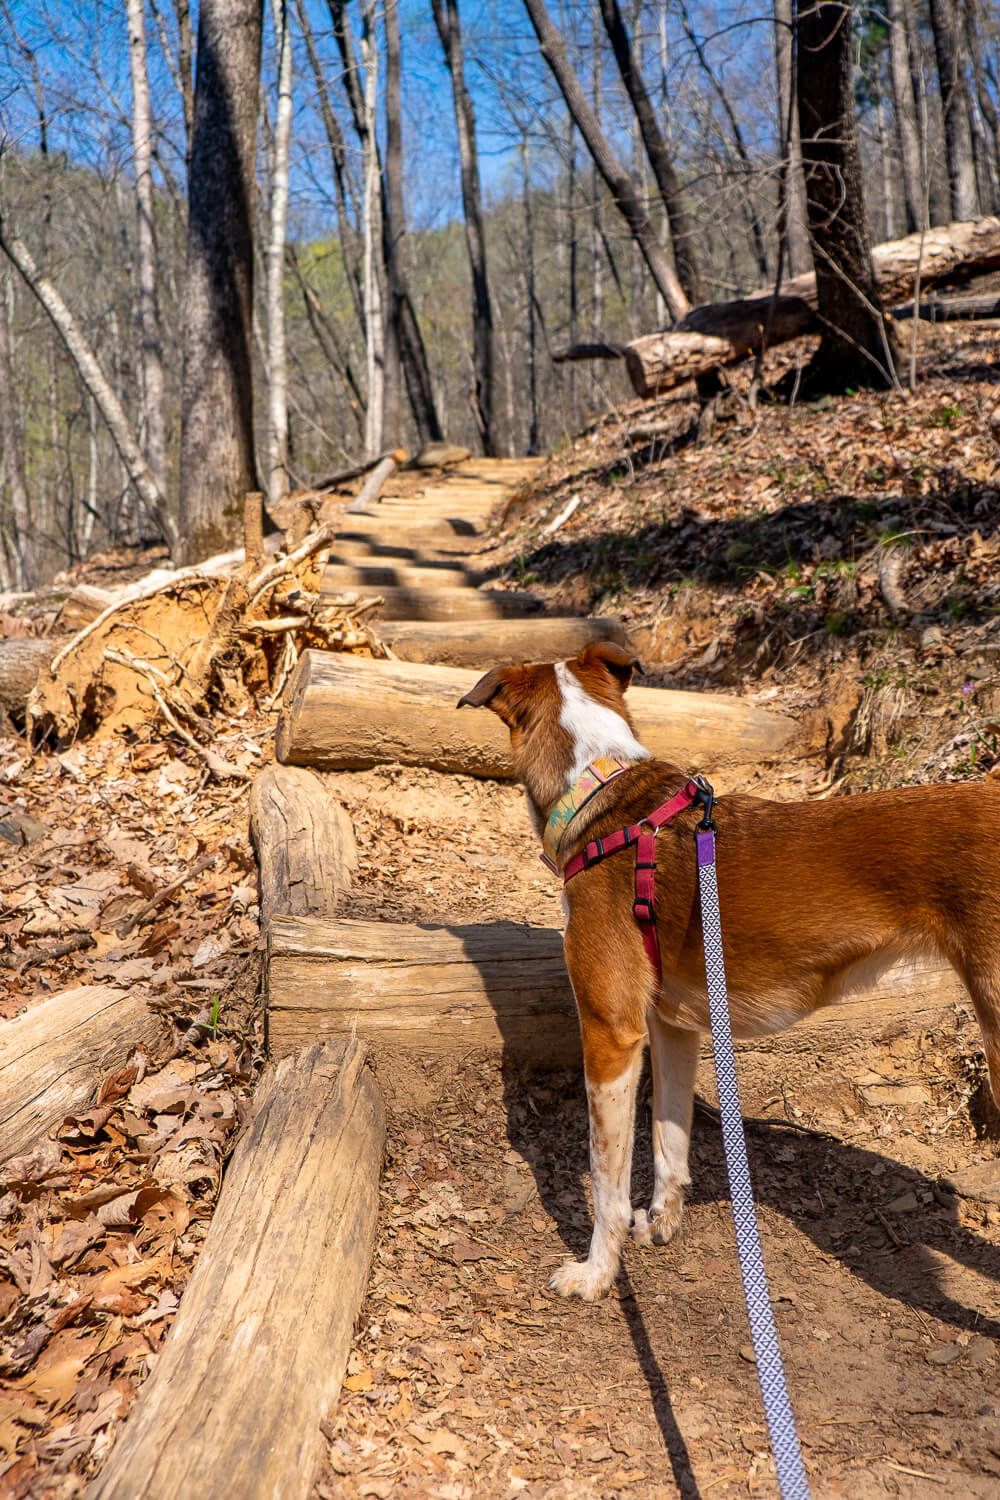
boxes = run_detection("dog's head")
[457,641,646,817]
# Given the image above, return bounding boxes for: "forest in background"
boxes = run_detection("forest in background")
[0,0,999,586]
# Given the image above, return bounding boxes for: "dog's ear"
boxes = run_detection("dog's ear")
[456,665,526,726]
[576,640,642,691]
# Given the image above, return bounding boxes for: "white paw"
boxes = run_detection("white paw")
[549,1257,614,1301]
[632,1194,684,1247]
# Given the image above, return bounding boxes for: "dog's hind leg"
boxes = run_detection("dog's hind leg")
[952,953,1000,1112]
[550,1020,645,1302]
[633,1011,699,1247]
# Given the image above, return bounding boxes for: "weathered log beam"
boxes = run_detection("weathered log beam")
[318,583,545,621]
[0,986,163,1165]
[345,448,407,514]
[552,340,627,363]
[376,616,628,668]
[268,914,968,1066]
[275,650,799,779]
[88,1039,384,1500]
[323,561,472,591]
[624,215,1000,396]
[249,764,356,931]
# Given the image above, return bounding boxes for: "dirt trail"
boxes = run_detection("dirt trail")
[304,470,1000,1498]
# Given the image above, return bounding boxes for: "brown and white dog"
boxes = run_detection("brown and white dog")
[458,640,1000,1301]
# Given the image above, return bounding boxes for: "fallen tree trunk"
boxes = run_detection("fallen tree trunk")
[275,649,798,779]
[318,583,545,621]
[0,985,163,1165]
[345,448,406,514]
[376,616,628,668]
[249,764,357,931]
[268,915,968,1066]
[891,291,1000,321]
[0,636,69,719]
[88,1039,384,1500]
[624,215,1000,396]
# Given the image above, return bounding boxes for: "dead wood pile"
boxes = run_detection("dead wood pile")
[18,498,388,766]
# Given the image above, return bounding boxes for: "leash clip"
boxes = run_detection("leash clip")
[692,774,716,834]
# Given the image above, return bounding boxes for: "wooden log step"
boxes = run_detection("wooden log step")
[323,562,474,591]
[89,1038,384,1500]
[339,512,488,537]
[249,764,356,929]
[329,538,467,565]
[375,616,629,668]
[275,649,798,779]
[318,584,544,621]
[1,985,163,1165]
[268,916,579,1064]
[267,915,968,1067]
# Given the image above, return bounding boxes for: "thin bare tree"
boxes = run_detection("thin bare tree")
[598,0,702,304]
[126,0,168,500]
[0,211,178,550]
[521,0,690,321]
[266,0,293,503]
[0,264,31,587]
[773,0,809,275]
[432,0,497,452]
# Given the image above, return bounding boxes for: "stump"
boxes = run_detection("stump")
[88,1039,384,1500]
[275,649,799,780]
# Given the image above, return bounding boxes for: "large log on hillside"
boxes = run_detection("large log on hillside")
[89,1039,384,1500]
[625,215,1000,397]
[268,915,968,1067]
[275,649,798,780]
[0,986,163,1165]
[376,616,628,668]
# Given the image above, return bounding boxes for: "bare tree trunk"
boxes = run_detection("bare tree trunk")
[521,141,540,455]
[175,0,195,169]
[929,0,979,219]
[0,264,31,587]
[432,0,497,453]
[381,0,404,448]
[266,0,293,504]
[796,0,898,393]
[598,0,702,303]
[0,212,178,552]
[888,0,927,231]
[360,3,384,458]
[774,0,809,275]
[126,0,168,502]
[330,0,440,447]
[179,0,262,563]
[521,0,689,320]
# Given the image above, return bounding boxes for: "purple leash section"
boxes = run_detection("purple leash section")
[695,810,811,1500]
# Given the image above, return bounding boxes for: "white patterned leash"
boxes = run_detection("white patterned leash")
[694,792,811,1500]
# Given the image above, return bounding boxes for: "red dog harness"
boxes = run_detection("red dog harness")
[553,776,711,981]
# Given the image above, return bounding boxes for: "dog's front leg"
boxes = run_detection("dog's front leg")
[633,1010,699,1247]
[550,1027,644,1302]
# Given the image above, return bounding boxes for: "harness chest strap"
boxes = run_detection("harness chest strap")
[557,777,705,981]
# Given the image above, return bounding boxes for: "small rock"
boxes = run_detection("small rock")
[968,1337,995,1368]
[921,624,943,651]
[860,1083,932,1108]
[886,1191,919,1213]
[0,811,49,846]
[926,1342,963,1366]
[893,1327,921,1343]
[943,1160,1000,1206]
[739,1344,756,1364]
